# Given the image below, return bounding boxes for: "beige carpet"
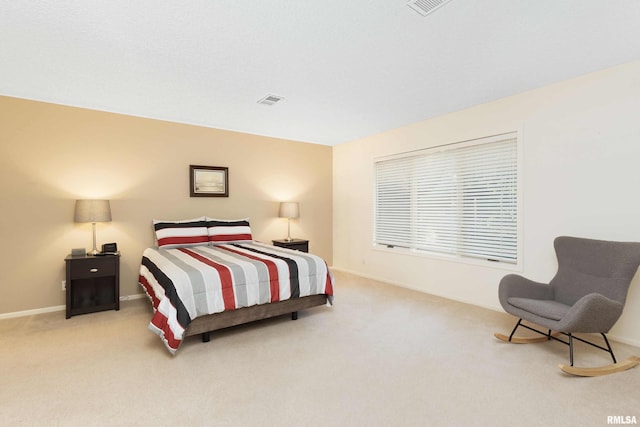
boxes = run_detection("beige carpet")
[1,270,638,427]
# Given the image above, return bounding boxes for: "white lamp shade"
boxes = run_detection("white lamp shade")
[74,200,112,223]
[278,202,299,219]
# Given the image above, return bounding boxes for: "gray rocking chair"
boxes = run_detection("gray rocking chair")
[495,236,640,376]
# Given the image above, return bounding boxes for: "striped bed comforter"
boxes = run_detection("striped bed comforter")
[138,241,334,354]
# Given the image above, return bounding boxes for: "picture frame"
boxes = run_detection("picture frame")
[189,165,229,197]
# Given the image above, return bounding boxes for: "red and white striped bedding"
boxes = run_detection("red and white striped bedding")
[138,241,334,354]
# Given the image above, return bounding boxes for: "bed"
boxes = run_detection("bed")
[138,217,334,354]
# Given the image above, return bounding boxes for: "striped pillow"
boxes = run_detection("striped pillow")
[153,217,209,249]
[206,218,253,243]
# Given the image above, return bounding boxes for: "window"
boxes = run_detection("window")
[374,132,519,264]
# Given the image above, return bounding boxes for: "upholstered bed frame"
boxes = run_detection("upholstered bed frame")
[184,294,329,342]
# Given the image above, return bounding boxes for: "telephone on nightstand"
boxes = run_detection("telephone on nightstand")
[97,242,120,256]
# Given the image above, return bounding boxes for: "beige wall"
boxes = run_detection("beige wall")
[333,60,640,346]
[0,96,332,314]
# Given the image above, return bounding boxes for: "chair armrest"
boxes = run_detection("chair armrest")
[498,274,554,309]
[559,293,624,333]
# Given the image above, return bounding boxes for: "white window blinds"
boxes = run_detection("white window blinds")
[374,133,518,264]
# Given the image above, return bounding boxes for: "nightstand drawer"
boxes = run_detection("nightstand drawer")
[70,258,117,279]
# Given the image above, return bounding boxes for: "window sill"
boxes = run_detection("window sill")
[372,244,522,272]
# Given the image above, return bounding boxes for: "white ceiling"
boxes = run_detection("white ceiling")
[2,1,640,146]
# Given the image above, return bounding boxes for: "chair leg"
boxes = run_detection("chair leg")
[508,318,523,341]
[568,333,574,366]
[601,333,617,364]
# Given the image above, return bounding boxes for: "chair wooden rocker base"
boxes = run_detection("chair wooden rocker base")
[558,357,640,377]
[495,318,640,377]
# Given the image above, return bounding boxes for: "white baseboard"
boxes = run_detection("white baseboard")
[0,293,147,320]
[119,293,147,302]
[0,304,67,320]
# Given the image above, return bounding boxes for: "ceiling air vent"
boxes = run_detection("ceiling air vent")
[406,0,453,17]
[257,94,285,106]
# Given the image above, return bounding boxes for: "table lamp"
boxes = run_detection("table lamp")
[278,202,299,242]
[74,199,112,255]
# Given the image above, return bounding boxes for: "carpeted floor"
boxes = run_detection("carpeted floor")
[1,270,638,426]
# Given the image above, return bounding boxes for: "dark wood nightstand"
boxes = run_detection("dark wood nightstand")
[272,239,309,253]
[65,254,120,318]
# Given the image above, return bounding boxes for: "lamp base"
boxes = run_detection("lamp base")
[88,222,100,256]
[284,237,294,242]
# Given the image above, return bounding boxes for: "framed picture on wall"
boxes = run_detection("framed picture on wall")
[190,165,229,197]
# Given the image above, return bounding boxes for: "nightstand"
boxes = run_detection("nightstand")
[65,254,120,318]
[272,239,309,253]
